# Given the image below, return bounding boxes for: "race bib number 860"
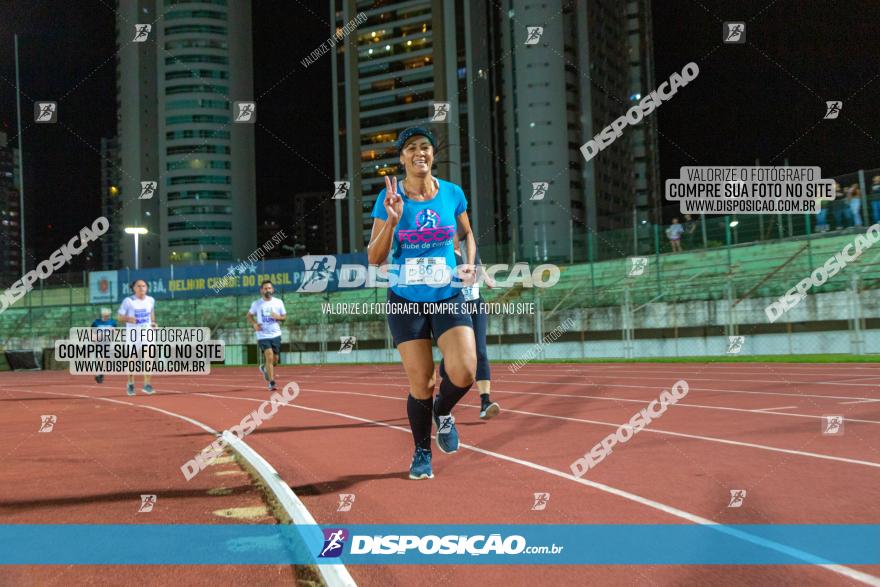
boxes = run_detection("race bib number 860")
[404,257,450,286]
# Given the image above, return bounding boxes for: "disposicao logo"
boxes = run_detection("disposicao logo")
[318,528,348,558]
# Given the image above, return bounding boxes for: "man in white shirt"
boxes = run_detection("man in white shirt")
[247,280,287,391]
[117,279,157,396]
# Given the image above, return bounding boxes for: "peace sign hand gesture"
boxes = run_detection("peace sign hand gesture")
[383,176,404,225]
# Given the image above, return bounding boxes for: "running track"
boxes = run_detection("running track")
[1,362,879,586]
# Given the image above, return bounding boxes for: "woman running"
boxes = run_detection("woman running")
[117,279,157,396]
[368,126,477,480]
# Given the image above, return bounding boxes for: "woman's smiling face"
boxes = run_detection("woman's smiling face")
[399,137,434,177]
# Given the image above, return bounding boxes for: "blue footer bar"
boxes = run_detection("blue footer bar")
[0,525,878,565]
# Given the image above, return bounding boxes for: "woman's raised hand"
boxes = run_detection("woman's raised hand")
[383,176,403,223]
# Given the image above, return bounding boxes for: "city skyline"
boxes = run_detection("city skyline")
[1,0,879,273]
[332,0,657,262]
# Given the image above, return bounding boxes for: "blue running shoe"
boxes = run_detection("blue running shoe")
[432,396,459,454]
[143,384,155,395]
[409,447,433,480]
[259,364,269,381]
[126,382,135,397]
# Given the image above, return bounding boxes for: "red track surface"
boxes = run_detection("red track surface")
[2,362,879,586]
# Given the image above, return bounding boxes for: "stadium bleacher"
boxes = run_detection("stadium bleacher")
[1,229,878,347]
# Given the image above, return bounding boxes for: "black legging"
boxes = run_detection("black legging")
[471,297,490,381]
[440,296,489,382]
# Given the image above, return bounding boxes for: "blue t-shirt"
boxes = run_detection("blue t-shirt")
[371,177,467,302]
[91,318,117,328]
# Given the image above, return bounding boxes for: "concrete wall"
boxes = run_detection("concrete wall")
[13,287,877,363]
[276,328,879,366]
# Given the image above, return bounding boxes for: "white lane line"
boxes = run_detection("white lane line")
[840,399,880,405]
[3,387,355,587]
[232,373,880,402]
[488,378,879,402]
[187,389,880,587]
[150,378,880,427]
[753,406,799,412]
[15,376,880,420]
[483,366,880,387]
[506,366,880,378]
[14,371,880,395]
[269,368,880,387]
[825,375,880,382]
[273,387,880,470]
[291,380,880,426]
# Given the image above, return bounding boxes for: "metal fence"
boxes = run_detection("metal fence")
[5,224,878,365]
[476,167,880,265]
[3,163,880,362]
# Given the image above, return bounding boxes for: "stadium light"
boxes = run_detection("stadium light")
[125,227,148,270]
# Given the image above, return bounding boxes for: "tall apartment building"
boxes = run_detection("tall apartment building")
[627,0,662,252]
[0,131,22,282]
[331,0,498,254]
[496,0,660,261]
[116,0,256,269]
[100,137,124,269]
[332,0,658,262]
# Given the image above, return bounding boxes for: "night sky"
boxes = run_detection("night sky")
[1,0,878,272]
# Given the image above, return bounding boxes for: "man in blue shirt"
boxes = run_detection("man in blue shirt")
[91,308,117,384]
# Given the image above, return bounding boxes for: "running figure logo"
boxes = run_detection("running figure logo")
[132,24,151,42]
[338,336,356,354]
[821,415,844,435]
[138,494,157,513]
[824,101,842,120]
[629,257,648,277]
[298,255,337,293]
[38,415,57,433]
[337,494,356,512]
[530,182,548,201]
[525,26,544,45]
[531,492,550,511]
[723,22,745,43]
[727,336,745,354]
[727,489,746,508]
[139,181,157,200]
[332,181,350,200]
[234,101,256,123]
[318,528,348,558]
[416,209,441,229]
[431,102,450,122]
[34,102,57,123]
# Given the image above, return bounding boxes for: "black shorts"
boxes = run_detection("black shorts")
[387,289,473,346]
[257,336,281,355]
